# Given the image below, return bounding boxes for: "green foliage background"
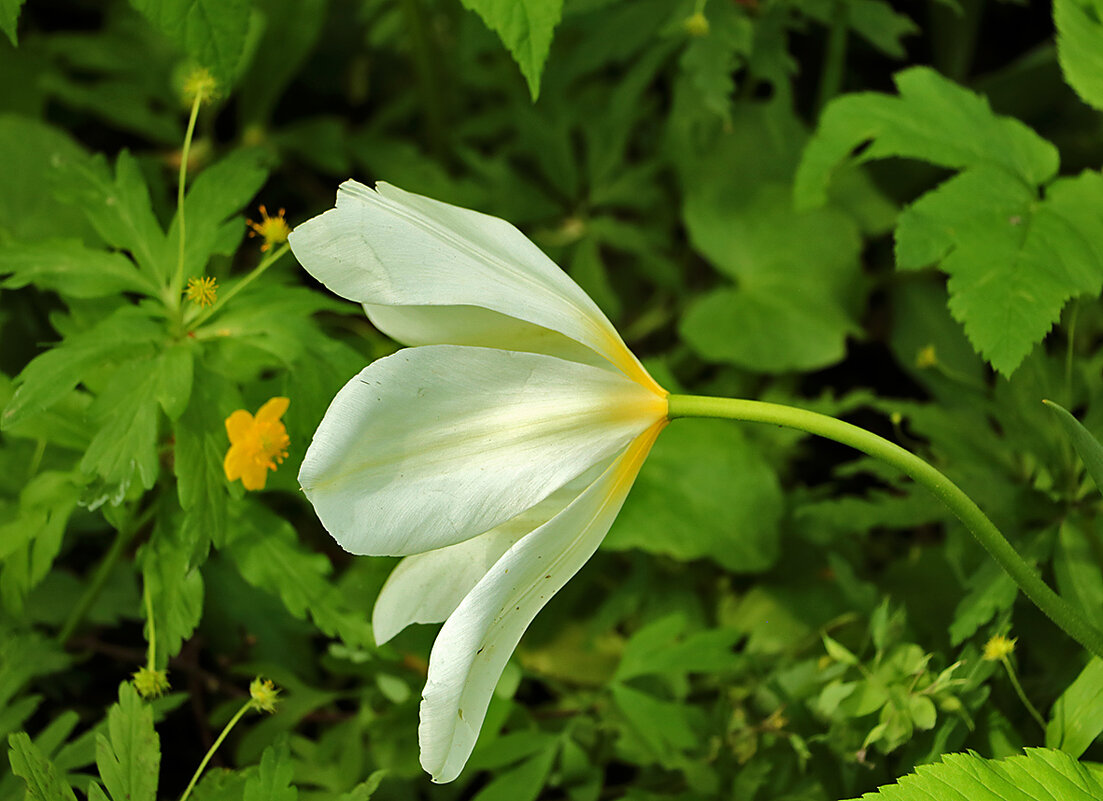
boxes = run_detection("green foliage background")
[2,0,1103,798]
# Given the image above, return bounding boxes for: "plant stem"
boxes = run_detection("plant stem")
[187,242,291,330]
[179,699,253,801]
[171,92,203,309]
[57,516,139,644]
[999,655,1047,731]
[815,0,849,114]
[666,394,1103,659]
[143,580,157,670]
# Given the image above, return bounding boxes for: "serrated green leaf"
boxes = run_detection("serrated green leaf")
[845,747,1103,800]
[243,739,297,801]
[7,732,76,801]
[605,419,782,572]
[128,0,251,85]
[0,115,100,244]
[174,372,233,557]
[0,0,25,46]
[0,239,158,298]
[224,504,374,647]
[1054,0,1103,111]
[801,0,918,59]
[2,307,162,429]
[51,150,169,285]
[1047,657,1103,759]
[895,168,1103,375]
[140,524,204,665]
[1044,400,1103,498]
[615,614,741,681]
[334,771,386,801]
[677,2,752,120]
[795,66,1059,209]
[459,0,563,100]
[95,683,160,801]
[471,745,555,801]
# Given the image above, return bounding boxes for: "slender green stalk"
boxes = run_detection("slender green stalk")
[187,242,291,330]
[178,699,252,801]
[999,655,1046,731]
[667,394,1103,659]
[58,517,138,644]
[171,92,203,308]
[143,580,157,669]
[815,0,849,113]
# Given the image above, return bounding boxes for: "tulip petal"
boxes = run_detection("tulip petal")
[417,422,664,783]
[371,469,604,645]
[298,345,667,557]
[288,181,662,393]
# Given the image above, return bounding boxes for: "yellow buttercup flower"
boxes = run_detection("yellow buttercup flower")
[247,205,291,252]
[185,275,218,306]
[223,397,291,491]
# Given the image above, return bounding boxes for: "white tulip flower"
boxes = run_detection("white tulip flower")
[289,181,669,783]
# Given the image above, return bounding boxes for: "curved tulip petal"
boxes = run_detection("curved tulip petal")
[371,481,587,644]
[298,345,667,557]
[288,181,662,394]
[418,422,665,783]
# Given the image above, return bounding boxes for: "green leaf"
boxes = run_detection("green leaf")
[948,557,1017,646]
[7,732,77,801]
[0,472,81,615]
[334,772,385,801]
[243,739,297,801]
[174,372,233,557]
[95,683,160,801]
[52,150,169,285]
[224,504,374,647]
[677,2,752,120]
[895,168,1103,375]
[1044,400,1103,497]
[140,524,204,664]
[1047,657,1103,758]
[2,306,162,429]
[459,0,564,100]
[1054,518,1103,619]
[800,0,918,59]
[471,745,556,801]
[614,614,741,682]
[795,66,1059,209]
[128,0,251,85]
[681,182,863,372]
[0,0,25,46]
[82,348,194,492]
[605,419,782,572]
[611,684,704,762]
[0,114,100,243]
[0,239,158,298]
[1054,0,1103,111]
[844,747,1103,800]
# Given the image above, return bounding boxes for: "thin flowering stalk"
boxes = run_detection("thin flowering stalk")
[188,242,290,330]
[170,91,203,310]
[666,394,1103,659]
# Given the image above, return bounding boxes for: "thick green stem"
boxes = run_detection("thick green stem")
[667,394,1103,659]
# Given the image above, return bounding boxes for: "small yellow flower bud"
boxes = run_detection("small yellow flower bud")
[132,666,171,699]
[684,11,710,36]
[181,67,219,107]
[249,677,280,713]
[982,634,1016,661]
[185,276,218,307]
[915,345,938,369]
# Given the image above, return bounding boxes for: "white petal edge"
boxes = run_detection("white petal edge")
[288,181,662,394]
[417,421,666,783]
[298,345,668,556]
[370,474,601,644]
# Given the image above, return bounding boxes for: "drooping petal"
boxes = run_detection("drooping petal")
[298,345,668,557]
[288,181,662,394]
[371,469,604,644]
[418,421,665,783]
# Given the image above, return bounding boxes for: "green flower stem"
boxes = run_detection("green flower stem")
[666,394,1103,659]
[187,242,290,330]
[170,91,204,310]
[179,699,253,801]
[815,0,849,113]
[57,513,139,644]
[143,580,157,670]
[999,655,1047,731]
